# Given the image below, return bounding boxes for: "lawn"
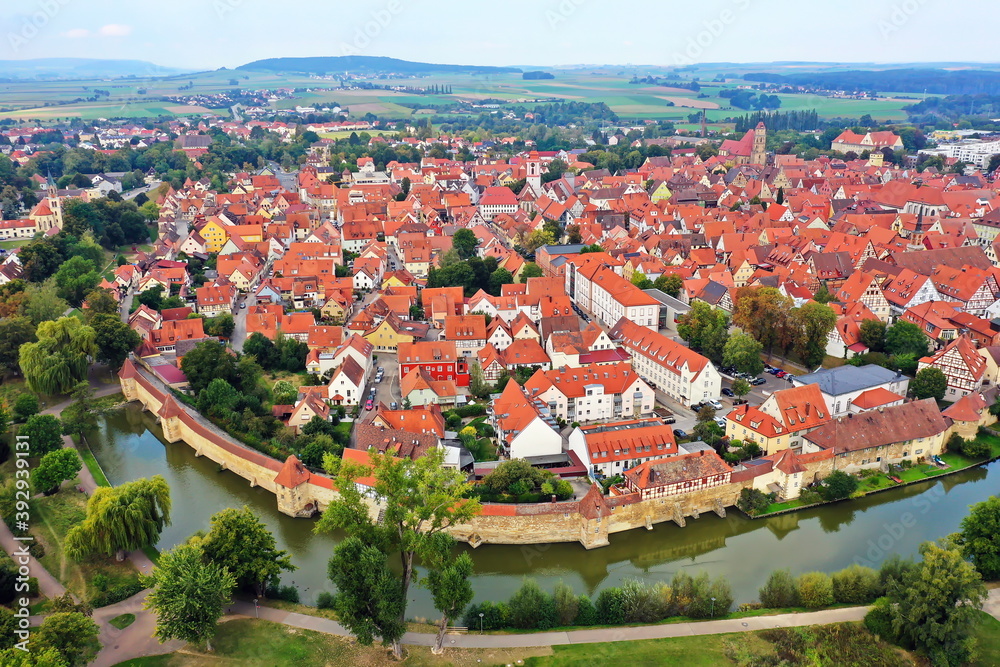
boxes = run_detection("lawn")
[972,611,1000,667]
[31,487,141,603]
[75,437,111,487]
[110,613,136,630]
[111,618,553,667]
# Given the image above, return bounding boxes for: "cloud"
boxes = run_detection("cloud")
[63,28,90,38]
[98,24,132,37]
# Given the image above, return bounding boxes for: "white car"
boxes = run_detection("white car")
[707,399,724,410]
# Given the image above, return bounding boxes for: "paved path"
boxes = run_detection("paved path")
[985,587,1000,622]
[0,519,66,600]
[91,590,183,667]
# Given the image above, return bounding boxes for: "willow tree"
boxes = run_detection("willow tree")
[18,316,97,395]
[66,475,171,561]
[317,447,480,660]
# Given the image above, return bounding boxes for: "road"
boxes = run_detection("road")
[268,161,298,192]
[230,291,258,352]
[122,180,161,201]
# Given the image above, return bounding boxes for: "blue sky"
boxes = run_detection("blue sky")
[1,0,997,70]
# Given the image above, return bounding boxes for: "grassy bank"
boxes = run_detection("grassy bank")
[32,487,141,602]
[758,433,1000,517]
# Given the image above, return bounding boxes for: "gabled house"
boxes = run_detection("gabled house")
[918,334,987,399]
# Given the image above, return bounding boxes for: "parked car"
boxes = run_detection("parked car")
[750,377,766,386]
[690,402,705,412]
[673,429,688,439]
[721,388,735,397]
[663,416,676,424]
[390,402,398,410]
[365,399,374,411]
[774,370,787,378]
[240,302,246,309]
[714,417,727,429]
[707,399,723,410]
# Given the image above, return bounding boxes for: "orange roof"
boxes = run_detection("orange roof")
[609,317,710,378]
[851,387,904,409]
[523,361,641,399]
[273,455,311,489]
[767,384,830,432]
[577,419,677,463]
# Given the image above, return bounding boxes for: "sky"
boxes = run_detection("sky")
[1,0,998,71]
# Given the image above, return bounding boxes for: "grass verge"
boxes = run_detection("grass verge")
[110,613,136,630]
[972,610,1000,667]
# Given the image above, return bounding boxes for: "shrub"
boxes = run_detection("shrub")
[507,579,554,629]
[91,581,144,607]
[959,438,990,459]
[831,564,879,604]
[737,602,764,612]
[28,541,44,560]
[574,595,598,625]
[818,471,859,501]
[759,569,799,608]
[463,600,509,631]
[266,584,300,603]
[796,572,834,608]
[91,573,109,592]
[876,555,917,597]
[863,597,898,642]
[553,582,578,626]
[595,587,626,625]
[13,393,39,422]
[316,592,335,610]
[737,487,774,515]
[669,571,695,616]
[685,573,733,619]
[620,578,668,623]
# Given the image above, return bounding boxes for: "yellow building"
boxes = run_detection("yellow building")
[363,317,416,353]
[199,217,231,253]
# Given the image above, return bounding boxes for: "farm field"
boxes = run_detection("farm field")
[0,67,920,123]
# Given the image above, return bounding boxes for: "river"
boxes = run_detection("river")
[86,405,996,619]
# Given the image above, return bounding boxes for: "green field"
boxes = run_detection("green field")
[0,66,919,123]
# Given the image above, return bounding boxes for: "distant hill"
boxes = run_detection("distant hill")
[0,58,190,80]
[742,68,1000,95]
[238,56,521,76]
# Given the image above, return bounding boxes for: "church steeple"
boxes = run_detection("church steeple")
[44,167,63,230]
[751,122,767,166]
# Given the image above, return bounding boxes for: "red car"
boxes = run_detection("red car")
[365,399,374,411]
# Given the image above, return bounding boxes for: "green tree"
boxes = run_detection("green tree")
[12,392,40,422]
[20,414,64,457]
[518,262,543,283]
[66,475,171,561]
[631,271,653,290]
[859,319,887,353]
[82,288,118,321]
[33,449,82,495]
[793,302,837,369]
[553,581,579,626]
[653,273,683,297]
[566,224,583,244]
[888,542,986,666]
[180,340,240,395]
[34,611,100,667]
[910,367,947,400]
[145,540,236,652]
[21,281,70,326]
[53,256,100,308]
[0,316,36,378]
[677,301,728,355]
[819,470,859,501]
[722,332,764,375]
[812,283,835,303]
[424,534,475,653]
[203,313,235,339]
[91,313,141,370]
[327,536,405,649]
[955,495,1000,580]
[60,382,100,437]
[135,285,165,311]
[831,564,879,604]
[884,320,928,358]
[19,317,97,395]
[731,378,751,401]
[488,268,513,296]
[451,228,478,259]
[507,578,553,629]
[732,286,792,357]
[316,447,481,660]
[201,506,295,597]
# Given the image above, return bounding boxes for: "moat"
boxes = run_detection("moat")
[87,405,998,618]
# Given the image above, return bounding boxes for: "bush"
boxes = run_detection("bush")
[863,597,898,642]
[818,471,859,501]
[759,569,799,608]
[553,582,578,626]
[28,541,44,560]
[574,595,598,626]
[266,584,300,603]
[13,393,39,422]
[463,600,510,631]
[595,587,626,625]
[90,581,144,607]
[685,573,733,619]
[453,404,487,418]
[507,579,555,629]
[959,438,990,459]
[316,592,335,610]
[737,487,774,515]
[831,564,879,604]
[620,579,668,623]
[796,572,834,608]
[876,555,917,597]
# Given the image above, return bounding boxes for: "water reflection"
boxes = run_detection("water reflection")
[87,405,999,615]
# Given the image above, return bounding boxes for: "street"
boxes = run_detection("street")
[230,291,257,351]
[369,353,400,410]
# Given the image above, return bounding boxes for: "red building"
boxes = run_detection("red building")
[397,340,470,387]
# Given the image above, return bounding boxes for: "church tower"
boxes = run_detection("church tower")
[45,169,63,229]
[525,150,542,196]
[751,122,767,165]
